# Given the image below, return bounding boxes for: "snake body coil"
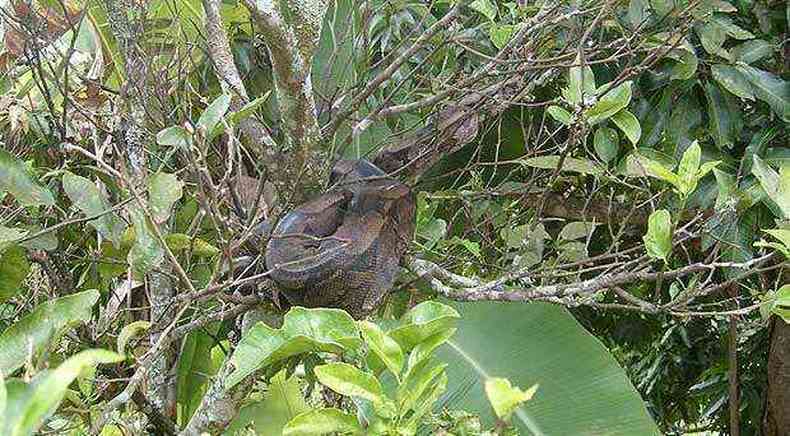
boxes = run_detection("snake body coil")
[264,159,415,318]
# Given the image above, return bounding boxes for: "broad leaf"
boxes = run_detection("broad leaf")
[0,246,29,304]
[359,321,404,379]
[751,156,790,218]
[711,65,754,100]
[546,106,572,125]
[2,349,122,436]
[127,206,164,278]
[314,363,384,403]
[436,302,659,435]
[470,0,497,21]
[283,408,361,436]
[518,156,604,175]
[148,172,184,224]
[643,209,673,262]
[226,370,311,435]
[731,39,774,64]
[156,126,191,148]
[0,149,54,207]
[389,301,460,351]
[593,127,620,163]
[585,81,632,125]
[611,110,641,145]
[737,66,790,122]
[226,307,360,388]
[117,321,151,354]
[485,378,538,421]
[62,172,126,246]
[0,290,100,375]
[197,93,232,133]
[704,81,743,149]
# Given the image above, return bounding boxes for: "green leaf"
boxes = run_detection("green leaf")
[437,302,659,435]
[585,81,632,125]
[148,172,184,224]
[164,233,220,257]
[643,209,673,262]
[489,24,515,49]
[0,290,100,375]
[470,0,497,21]
[156,126,191,148]
[713,15,754,40]
[0,149,54,207]
[558,222,598,241]
[314,363,384,403]
[677,141,702,196]
[359,321,404,379]
[0,246,29,304]
[485,378,538,421]
[3,349,122,436]
[117,321,151,354]
[611,110,641,145]
[398,361,447,414]
[546,106,572,125]
[563,53,596,105]
[197,93,232,133]
[736,66,790,122]
[176,327,221,422]
[226,307,361,388]
[593,127,620,163]
[711,65,754,100]
[389,301,460,351]
[751,156,790,218]
[518,156,604,175]
[770,284,790,323]
[228,91,271,125]
[696,21,728,58]
[704,81,743,149]
[731,39,774,64]
[62,172,126,246]
[127,206,164,278]
[283,408,361,435]
[0,227,28,250]
[226,369,310,435]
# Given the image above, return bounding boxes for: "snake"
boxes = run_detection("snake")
[263,159,415,319]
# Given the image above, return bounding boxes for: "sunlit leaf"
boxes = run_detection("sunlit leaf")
[643,209,673,262]
[0,290,100,375]
[546,106,572,125]
[0,149,54,207]
[485,378,538,421]
[148,172,184,224]
[283,408,361,435]
[518,155,604,175]
[314,362,384,403]
[711,65,754,100]
[737,66,790,122]
[611,110,641,145]
[585,81,632,125]
[751,156,790,218]
[359,321,404,379]
[117,321,151,354]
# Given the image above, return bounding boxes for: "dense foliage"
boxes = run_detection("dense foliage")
[0,0,787,434]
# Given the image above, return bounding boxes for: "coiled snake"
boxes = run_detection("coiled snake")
[263,159,415,319]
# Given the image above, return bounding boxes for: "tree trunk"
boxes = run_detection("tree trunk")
[763,317,790,436]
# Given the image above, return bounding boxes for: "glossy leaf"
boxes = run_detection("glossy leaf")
[711,65,754,100]
[0,290,100,375]
[197,93,231,133]
[611,110,641,145]
[282,408,361,436]
[389,301,460,351]
[226,307,360,388]
[0,149,54,207]
[62,172,125,246]
[593,127,620,163]
[643,209,673,262]
[314,362,384,403]
[437,302,659,435]
[737,66,790,122]
[546,106,572,125]
[585,81,632,125]
[751,156,790,218]
[2,349,122,436]
[359,321,404,378]
[485,378,538,421]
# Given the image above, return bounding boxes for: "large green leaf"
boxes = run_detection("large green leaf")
[127,206,165,277]
[2,349,122,436]
[226,307,361,388]
[585,81,632,125]
[711,65,754,100]
[0,290,100,375]
[148,172,184,224]
[751,156,790,219]
[0,246,29,304]
[737,65,790,122]
[62,172,126,246]
[176,327,221,422]
[225,370,311,435]
[517,156,604,175]
[704,81,743,150]
[436,302,659,435]
[0,149,54,207]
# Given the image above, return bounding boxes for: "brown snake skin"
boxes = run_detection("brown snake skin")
[264,159,415,319]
